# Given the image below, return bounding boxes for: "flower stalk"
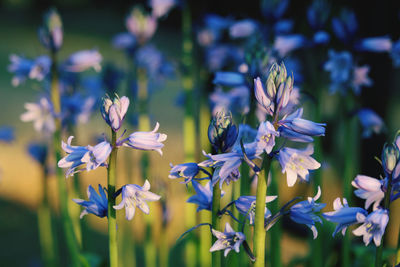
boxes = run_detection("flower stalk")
[211,180,222,267]
[108,130,118,267]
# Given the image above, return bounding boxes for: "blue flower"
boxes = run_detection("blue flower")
[38,8,63,52]
[352,65,372,95]
[210,222,246,257]
[73,184,108,219]
[112,32,136,51]
[357,108,384,138]
[229,19,257,39]
[261,0,289,20]
[135,44,174,80]
[323,198,368,236]
[0,126,14,143]
[58,136,112,177]
[63,49,102,72]
[213,72,246,87]
[235,195,277,225]
[20,97,55,136]
[114,180,161,220]
[278,145,321,187]
[324,50,353,94]
[8,54,51,87]
[390,39,400,67]
[187,181,215,212]
[168,163,201,184]
[331,9,358,43]
[208,110,238,153]
[255,121,279,154]
[61,93,96,126]
[352,175,385,210]
[100,94,130,132]
[274,34,307,57]
[289,186,326,238]
[27,143,47,165]
[123,122,167,155]
[356,37,392,52]
[313,31,330,45]
[210,86,250,116]
[274,19,294,35]
[353,208,389,246]
[307,0,330,30]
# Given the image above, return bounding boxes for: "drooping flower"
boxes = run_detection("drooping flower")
[235,195,277,225]
[168,162,202,184]
[353,208,389,246]
[73,184,108,219]
[274,34,307,57]
[20,97,55,135]
[323,198,368,236]
[213,72,245,87]
[356,37,392,52]
[27,143,48,165]
[352,175,385,210]
[8,54,51,86]
[113,180,161,220]
[289,186,326,238]
[278,145,321,187]
[229,19,257,39]
[331,9,358,43]
[187,181,215,212]
[58,136,112,177]
[0,126,15,143]
[100,94,130,132]
[357,108,384,138]
[63,49,102,72]
[38,8,63,52]
[123,122,167,155]
[210,222,246,257]
[255,121,279,154]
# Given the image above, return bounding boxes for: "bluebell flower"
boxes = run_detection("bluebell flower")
[0,126,14,143]
[20,97,55,135]
[100,94,130,132]
[331,9,358,43]
[61,93,96,126]
[307,0,330,30]
[324,50,353,94]
[356,37,392,52]
[352,175,385,210]
[229,19,257,39]
[149,0,176,18]
[382,143,399,177]
[323,198,368,236]
[313,31,330,45]
[357,108,384,138]
[58,136,112,177]
[204,45,237,70]
[212,166,240,188]
[135,45,173,79]
[233,124,258,147]
[261,0,289,20]
[274,34,307,57]
[278,145,321,187]
[274,19,294,35]
[8,54,51,86]
[200,14,232,45]
[289,186,326,238]
[213,72,245,87]
[73,184,108,219]
[27,143,47,165]
[168,162,201,184]
[352,65,372,95]
[112,32,136,51]
[255,121,279,154]
[210,86,250,116]
[38,8,63,52]
[114,180,161,220]
[126,7,157,45]
[187,181,215,212]
[353,208,389,246]
[210,222,246,257]
[235,195,277,225]
[123,122,167,155]
[63,49,102,72]
[390,39,400,67]
[208,110,238,153]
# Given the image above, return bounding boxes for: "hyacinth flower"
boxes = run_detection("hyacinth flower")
[357,108,384,138]
[208,110,238,153]
[255,121,279,154]
[273,34,307,58]
[213,71,246,87]
[289,187,326,239]
[210,222,246,257]
[63,49,102,72]
[235,195,277,225]
[114,180,161,220]
[187,181,215,212]
[209,87,250,116]
[323,198,368,236]
[352,175,385,210]
[20,97,55,136]
[73,184,108,219]
[168,162,213,184]
[355,36,392,53]
[100,94,130,132]
[331,8,358,44]
[8,54,51,86]
[353,209,389,246]
[38,8,63,52]
[229,19,257,39]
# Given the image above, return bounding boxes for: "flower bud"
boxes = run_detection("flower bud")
[38,8,63,52]
[126,7,157,45]
[208,110,238,153]
[382,143,399,175]
[101,94,130,132]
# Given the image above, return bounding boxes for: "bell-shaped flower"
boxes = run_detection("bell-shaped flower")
[8,54,51,86]
[210,86,250,116]
[0,126,14,143]
[187,181,215,212]
[324,50,353,94]
[278,145,321,187]
[21,97,55,136]
[235,195,277,225]
[352,65,372,95]
[357,108,384,138]
[229,19,257,39]
[112,32,136,51]
[126,7,157,45]
[331,9,358,43]
[27,142,47,165]
[213,71,245,87]
[100,94,130,132]
[323,198,368,236]
[73,184,108,219]
[38,8,63,52]
[149,0,176,18]
[123,122,167,155]
[352,175,385,210]
[353,208,389,246]
[255,121,279,154]
[211,166,240,188]
[63,49,102,72]
[289,186,326,238]
[169,162,201,184]
[210,222,246,257]
[113,180,161,220]
[356,37,392,53]
[274,34,307,57]
[58,136,112,177]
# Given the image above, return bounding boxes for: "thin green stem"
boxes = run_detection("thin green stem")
[108,130,118,267]
[396,228,400,264]
[254,155,272,267]
[212,184,222,267]
[269,163,281,267]
[51,52,80,267]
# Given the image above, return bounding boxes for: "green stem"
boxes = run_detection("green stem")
[239,163,251,267]
[396,228,400,264]
[212,184,222,267]
[269,163,281,267]
[108,130,118,267]
[51,52,80,267]
[254,155,272,267]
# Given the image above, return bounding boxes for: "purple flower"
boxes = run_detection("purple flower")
[255,121,279,154]
[149,0,176,18]
[187,181,215,212]
[274,34,307,57]
[113,180,161,220]
[229,19,257,39]
[352,175,385,210]
[331,9,358,43]
[235,195,277,225]
[323,198,368,236]
[112,32,136,51]
[58,136,112,177]
[278,145,321,187]
[210,222,246,257]
[168,163,201,184]
[8,54,51,86]
[356,37,392,52]
[353,209,389,246]
[63,49,102,72]
[100,95,130,132]
[324,50,353,94]
[126,7,157,45]
[254,77,272,111]
[73,184,108,219]
[123,122,167,155]
[20,97,55,135]
[357,108,384,138]
[213,72,245,87]
[290,186,326,238]
[313,31,330,45]
[352,66,372,95]
[38,8,63,51]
